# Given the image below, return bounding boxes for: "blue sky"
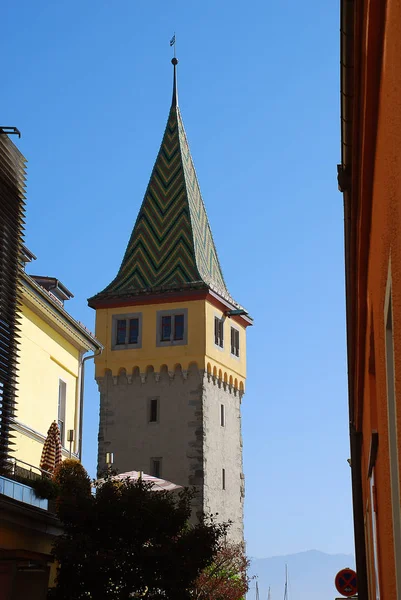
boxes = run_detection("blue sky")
[3,1,353,558]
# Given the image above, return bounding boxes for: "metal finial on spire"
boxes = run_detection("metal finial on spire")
[171,56,178,107]
[170,34,178,106]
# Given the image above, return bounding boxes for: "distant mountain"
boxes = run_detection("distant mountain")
[248,550,355,600]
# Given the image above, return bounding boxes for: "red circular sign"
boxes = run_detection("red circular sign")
[335,568,357,597]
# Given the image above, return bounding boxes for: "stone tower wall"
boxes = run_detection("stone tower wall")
[203,372,244,543]
[97,364,244,541]
[97,364,205,517]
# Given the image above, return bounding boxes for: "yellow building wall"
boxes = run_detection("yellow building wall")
[95,298,246,388]
[205,301,247,381]
[15,303,80,467]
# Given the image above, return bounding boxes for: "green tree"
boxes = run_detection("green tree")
[49,468,228,600]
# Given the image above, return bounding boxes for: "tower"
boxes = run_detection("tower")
[88,59,252,542]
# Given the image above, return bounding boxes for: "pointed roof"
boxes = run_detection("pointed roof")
[89,60,242,309]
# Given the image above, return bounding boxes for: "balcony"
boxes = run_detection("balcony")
[0,460,62,600]
[0,475,48,510]
[0,457,52,511]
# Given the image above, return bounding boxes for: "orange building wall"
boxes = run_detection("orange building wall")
[358,1,401,597]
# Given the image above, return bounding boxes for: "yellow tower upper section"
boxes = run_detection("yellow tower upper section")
[89,60,252,387]
[94,293,249,390]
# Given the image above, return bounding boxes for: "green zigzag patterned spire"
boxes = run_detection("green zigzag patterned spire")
[90,60,238,306]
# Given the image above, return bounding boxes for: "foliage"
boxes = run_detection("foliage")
[53,458,92,493]
[31,476,59,500]
[0,463,14,478]
[49,470,228,600]
[52,458,92,524]
[192,542,251,600]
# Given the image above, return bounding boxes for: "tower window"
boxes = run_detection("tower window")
[151,458,162,478]
[157,309,188,346]
[149,398,159,423]
[161,316,172,341]
[128,318,139,344]
[220,404,225,427]
[174,314,184,340]
[214,317,224,348]
[112,313,142,350]
[58,380,66,446]
[116,319,127,345]
[161,314,184,341]
[222,468,226,490]
[231,327,240,357]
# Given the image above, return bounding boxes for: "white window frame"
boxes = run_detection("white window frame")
[156,308,188,347]
[58,379,67,446]
[111,313,142,350]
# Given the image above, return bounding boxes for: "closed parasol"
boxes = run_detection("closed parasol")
[40,421,62,474]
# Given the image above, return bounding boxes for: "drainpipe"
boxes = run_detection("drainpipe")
[78,348,102,461]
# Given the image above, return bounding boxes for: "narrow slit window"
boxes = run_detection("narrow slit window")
[151,458,161,478]
[220,404,225,427]
[149,398,158,423]
[222,468,226,490]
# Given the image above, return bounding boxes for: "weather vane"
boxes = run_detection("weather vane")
[170,33,176,58]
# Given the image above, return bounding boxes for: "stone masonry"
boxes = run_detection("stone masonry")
[97,364,244,543]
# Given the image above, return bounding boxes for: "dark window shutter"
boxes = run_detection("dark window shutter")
[214,317,219,345]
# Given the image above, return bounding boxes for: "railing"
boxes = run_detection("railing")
[0,457,53,511]
[7,456,52,480]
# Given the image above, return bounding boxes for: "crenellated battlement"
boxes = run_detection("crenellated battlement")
[97,362,245,395]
